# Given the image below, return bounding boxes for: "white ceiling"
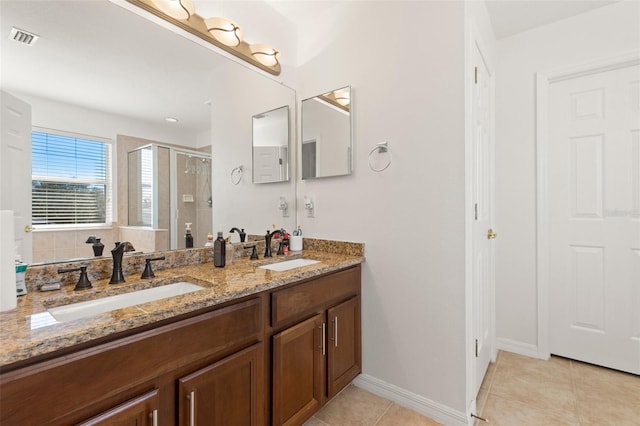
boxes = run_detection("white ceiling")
[0,0,622,135]
[484,0,620,39]
[0,0,226,136]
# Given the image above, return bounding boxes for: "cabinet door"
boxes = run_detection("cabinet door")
[77,389,159,426]
[272,313,325,426]
[327,296,361,399]
[178,343,264,426]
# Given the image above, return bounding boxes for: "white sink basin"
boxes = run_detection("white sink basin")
[47,282,204,322]
[259,258,320,272]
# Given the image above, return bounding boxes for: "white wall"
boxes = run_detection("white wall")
[296,1,468,416]
[495,2,640,351]
[14,92,200,147]
[210,63,297,238]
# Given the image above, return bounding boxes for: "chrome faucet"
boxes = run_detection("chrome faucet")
[109,241,136,284]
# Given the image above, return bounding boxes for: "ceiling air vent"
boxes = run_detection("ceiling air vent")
[8,27,39,46]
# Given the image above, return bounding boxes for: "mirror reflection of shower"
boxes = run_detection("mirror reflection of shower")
[127,144,212,251]
[175,152,213,249]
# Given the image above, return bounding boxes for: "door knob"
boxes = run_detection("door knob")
[24,225,33,233]
[487,229,497,240]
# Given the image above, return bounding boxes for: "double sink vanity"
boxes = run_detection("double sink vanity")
[0,239,364,425]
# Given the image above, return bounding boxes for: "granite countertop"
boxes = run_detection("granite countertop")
[0,250,364,368]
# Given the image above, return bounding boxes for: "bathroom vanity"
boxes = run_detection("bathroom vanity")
[0,243,363,426]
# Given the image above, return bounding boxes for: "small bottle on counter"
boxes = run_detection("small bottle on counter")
[185,223,194,248]
[204,233,214,247]
[214,231,226,267]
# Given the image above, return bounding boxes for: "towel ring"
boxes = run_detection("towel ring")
[231,165,243,185]
[368,142,392,172]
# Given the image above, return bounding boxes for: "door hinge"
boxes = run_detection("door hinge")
[474,203,478,220]
[475,339,478,357]
[474,66,478,84]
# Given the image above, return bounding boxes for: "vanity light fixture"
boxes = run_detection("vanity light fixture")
[249,44,280,67]
[205,17,243,47]
[150,0,195,20]
[126,0,281,75]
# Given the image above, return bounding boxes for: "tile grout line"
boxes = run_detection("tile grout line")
[569,359,584,426]
[371,400,394,426]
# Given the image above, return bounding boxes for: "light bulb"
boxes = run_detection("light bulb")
[151,0,195,20]
[205,17,243,47]
[249,44,280,67]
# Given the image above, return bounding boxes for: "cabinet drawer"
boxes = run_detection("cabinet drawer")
[271,266,360,329]
[0,297,262,425]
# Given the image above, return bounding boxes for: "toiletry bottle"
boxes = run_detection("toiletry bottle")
[205,233,214,247]
[185,223,194,248]
[214,231,226,267]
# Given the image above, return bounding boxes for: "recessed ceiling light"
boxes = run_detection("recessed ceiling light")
[165,117,179,123]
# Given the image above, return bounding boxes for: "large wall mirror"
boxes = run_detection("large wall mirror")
[301,86,352,179]
[252,106,290,184]
[1,0,296,263]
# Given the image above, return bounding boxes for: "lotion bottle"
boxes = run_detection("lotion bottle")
[214,231,226,267]
[185,223,194,248]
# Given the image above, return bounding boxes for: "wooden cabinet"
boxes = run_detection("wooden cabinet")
[271,266,362,426]
[327,296,361,399]
[178,343,264,425]
[0,297,263,425]
[77,389,159,426]
[272,314,325,426]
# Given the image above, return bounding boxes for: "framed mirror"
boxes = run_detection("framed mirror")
[252,106,290,184]
[301,86,352,179]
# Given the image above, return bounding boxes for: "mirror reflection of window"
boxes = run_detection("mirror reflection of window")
[301,86,352,179]
[252,106,290,184]
[32,129,112,227]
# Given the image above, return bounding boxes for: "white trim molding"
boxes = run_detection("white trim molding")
[353,374,469,426]
[535,50,640,361]
[496,337,540,359]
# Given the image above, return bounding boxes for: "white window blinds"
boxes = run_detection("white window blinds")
[32,130,112,226]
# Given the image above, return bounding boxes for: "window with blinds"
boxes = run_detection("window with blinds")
[32,130,112,227]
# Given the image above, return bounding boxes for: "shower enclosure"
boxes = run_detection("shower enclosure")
[128,144,212,251]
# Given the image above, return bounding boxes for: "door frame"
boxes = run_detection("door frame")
[535,51,640,360]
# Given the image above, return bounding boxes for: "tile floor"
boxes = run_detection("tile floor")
[304,351,640,425]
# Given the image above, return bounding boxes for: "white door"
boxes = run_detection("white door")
[471,42,494,395]
[0,91,32,263]
[548,64,640,374]
[253,146,285,183]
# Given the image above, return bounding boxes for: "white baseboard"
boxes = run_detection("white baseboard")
[495,337,541,359]
[352,374,469,426]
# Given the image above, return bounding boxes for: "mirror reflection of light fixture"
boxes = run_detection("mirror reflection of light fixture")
[126,0,281,75]
[204,17,243,47]
[249,44,280,67]
[150,0,195,20]
[318,88,351,112]
[333,88,350,107]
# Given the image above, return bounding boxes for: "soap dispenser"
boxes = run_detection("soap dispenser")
[185,223,194,248]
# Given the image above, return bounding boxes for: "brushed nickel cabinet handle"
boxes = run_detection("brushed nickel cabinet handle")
[321,323,326,355]
[188,391,195,426]
[334,316,338,347]
[151,409,158,426]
